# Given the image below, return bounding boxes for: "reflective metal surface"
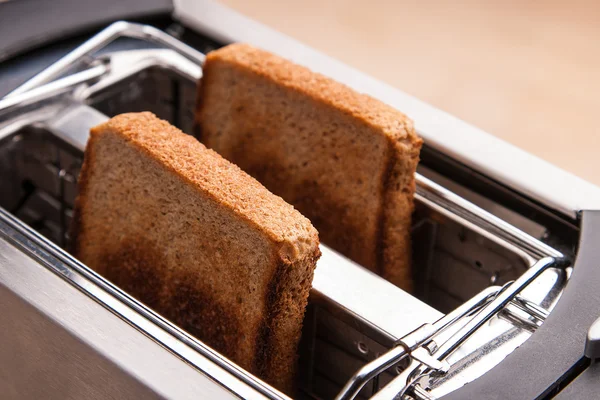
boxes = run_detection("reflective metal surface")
[6,21,205,98]
[415,175,563,263]
[371,258,562,400]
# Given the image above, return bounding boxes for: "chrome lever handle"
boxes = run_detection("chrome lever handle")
[6,21,205,98]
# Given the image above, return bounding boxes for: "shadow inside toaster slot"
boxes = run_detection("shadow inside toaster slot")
[0,125,80,248]
[91,66,197,137]
[298,304,407,399]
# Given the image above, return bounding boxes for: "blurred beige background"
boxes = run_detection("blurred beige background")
[220,0,600,185]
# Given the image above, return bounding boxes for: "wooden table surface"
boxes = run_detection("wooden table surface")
[220,0,600,185]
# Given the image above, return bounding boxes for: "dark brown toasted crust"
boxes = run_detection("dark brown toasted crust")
[381,139,420,289]
[376,144,397,277]
[71,112,320,393]
[256,248,321,392]
[196,43,422,291]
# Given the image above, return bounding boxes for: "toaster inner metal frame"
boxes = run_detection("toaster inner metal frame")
[0,22,570,400]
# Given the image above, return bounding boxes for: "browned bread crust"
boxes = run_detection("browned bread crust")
[196,44,422,291]
[71,112,320,392]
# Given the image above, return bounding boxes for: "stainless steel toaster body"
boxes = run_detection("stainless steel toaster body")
[1,1,599,399]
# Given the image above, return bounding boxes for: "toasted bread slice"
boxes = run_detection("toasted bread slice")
[71,112,321,392]
[196,44,422,291]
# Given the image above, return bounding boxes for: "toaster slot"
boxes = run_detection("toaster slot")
[411,201,528,313]
[0,126,80,248]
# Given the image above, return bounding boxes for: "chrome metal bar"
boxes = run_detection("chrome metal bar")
[82,49,202,100]
[0,65,107,118]
[372,257,559,400]
[335,286,502,400]
[415,174,564,262]
[427,286,501,337]
[334,343,411,400]
[512,295,549,321]
[433,257,557,361]
[6,21,205,97]
[499,308,540,331]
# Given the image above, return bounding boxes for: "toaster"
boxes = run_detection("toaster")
[2,1,600,399]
